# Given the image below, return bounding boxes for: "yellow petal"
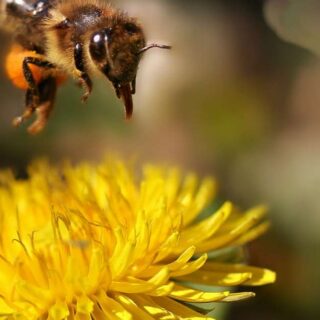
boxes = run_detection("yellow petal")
[169,246,196,270]
[111,239,135,280]
[113,294,155,320]
[15,280,51,310]
[48,301,70,320]
[178,270,253,286]
[196,206,268,253]
[163,168,181,207]
[177,202,232,249]
[154,232,180,263]
[170,254,207,277]
[153,297,215,319]
[95,292,132,320]
[202,262,276,286]
[141,246,196,278]
[233,222,271,246]
[0,297,14,315]
[76,295,94,315]
[148,267,170,287]
[75,312,91,320]
[177,173,198,209]
[149,282,175,297]
[220,292,255,302]
[129,295,178,320]
[112,268,171,295]
[169,284,229,302]
[111,280,155,294]
[182,178,217,227]
[86,247,110,291]
[0,259,15,297]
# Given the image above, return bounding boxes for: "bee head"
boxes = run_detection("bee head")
[89,19,171,118]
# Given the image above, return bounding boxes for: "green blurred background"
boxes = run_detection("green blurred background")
[0,0,319,319]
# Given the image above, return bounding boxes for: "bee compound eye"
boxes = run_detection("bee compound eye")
[90,32,106,62]
[104,28,113,41]
[92,33,102,44]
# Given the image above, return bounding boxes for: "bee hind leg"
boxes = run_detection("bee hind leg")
[27,77,57,135]
[22,57,55,105]
[13,57,56,132]
[12,89,37,127]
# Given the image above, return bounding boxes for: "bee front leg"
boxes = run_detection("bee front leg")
[74,42,92,102]
[78,73,92,102]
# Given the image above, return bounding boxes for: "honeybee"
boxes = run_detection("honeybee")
[0,0,171,134]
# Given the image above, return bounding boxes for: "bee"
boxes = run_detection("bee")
[0,0,171,134]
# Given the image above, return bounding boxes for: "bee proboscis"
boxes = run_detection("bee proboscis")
[0,0,171,134]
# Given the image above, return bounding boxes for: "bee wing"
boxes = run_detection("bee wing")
[0,0,53,33]
[0,0,32,32]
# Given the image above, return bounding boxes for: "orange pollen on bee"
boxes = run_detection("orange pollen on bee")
[5,44,67,90]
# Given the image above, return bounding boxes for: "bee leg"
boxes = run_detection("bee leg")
[13,57,55,128]
[12,89,36,127]
[27,77,57,135]
[23,57,55,104]
[78,73,92,102]
[23,57,41,107]
[74,42,92,102]
[131,77,136,95]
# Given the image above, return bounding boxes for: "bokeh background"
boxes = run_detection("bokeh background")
[0,0,319,319]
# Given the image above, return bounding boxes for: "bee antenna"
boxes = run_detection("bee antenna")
[139,44,172,54]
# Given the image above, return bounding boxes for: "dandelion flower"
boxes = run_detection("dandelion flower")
[0,159,275,319]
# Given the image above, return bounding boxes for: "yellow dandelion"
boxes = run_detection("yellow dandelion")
[0,158,275,320]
